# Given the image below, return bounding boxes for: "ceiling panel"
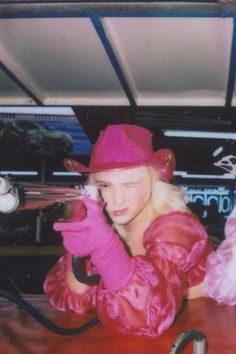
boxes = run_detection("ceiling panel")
[103,17,233,106]
[0,0,236,185]
[0,69,34,105]
[0,2,235,108]
[0,18,129,106]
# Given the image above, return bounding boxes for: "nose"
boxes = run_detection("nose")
[112,187,124,207]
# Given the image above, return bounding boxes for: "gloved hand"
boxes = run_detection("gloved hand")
[54,195,113,256]
[53,195,132,289]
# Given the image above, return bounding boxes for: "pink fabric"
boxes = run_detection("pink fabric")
[144,211,209,283]
[44,211,210,337]
[69,199,87,221]
[53,196,132,290]
[63,124,175,182]
[203,210,236,305]
[97,257,178,336]
[44,253,97,313]
[143,212,209,307]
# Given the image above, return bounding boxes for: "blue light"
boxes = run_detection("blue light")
[0,171,38,176]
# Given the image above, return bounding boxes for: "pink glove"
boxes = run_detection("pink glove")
[53,195,132,289]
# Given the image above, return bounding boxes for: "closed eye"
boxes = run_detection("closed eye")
[96,183,109,189]
[124,182,140,187]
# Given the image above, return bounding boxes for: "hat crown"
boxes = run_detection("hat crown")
[63,123,175,182]
[91,124,153,166]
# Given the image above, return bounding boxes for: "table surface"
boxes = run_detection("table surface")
[0,294,235,354]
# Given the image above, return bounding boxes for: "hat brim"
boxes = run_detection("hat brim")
[63,148,175,182]
[63,158,95,174]
[152,149,176,182]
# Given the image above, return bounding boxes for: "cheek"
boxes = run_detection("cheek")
[127,187,151,206]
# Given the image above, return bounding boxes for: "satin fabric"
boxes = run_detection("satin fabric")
[203,216,236,305]
[44,211,211,337]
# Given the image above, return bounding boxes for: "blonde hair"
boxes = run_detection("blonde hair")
[143,165,189,217]
[151,180,189,217]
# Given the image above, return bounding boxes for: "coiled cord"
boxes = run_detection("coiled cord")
[0,287,99,336]
[0,256,100,335]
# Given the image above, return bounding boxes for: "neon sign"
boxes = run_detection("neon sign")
[182,186,235,219]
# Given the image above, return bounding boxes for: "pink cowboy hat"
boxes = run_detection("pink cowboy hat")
[64,124,176,182]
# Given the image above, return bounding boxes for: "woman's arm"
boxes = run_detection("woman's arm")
[44,253,97,314]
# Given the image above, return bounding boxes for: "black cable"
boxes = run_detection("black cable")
[72,256,101,285]
[0,287,100,336]
[0,254,100,335]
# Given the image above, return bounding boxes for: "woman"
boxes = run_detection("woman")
[44,124,213,337]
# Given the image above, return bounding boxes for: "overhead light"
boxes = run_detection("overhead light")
[0,171,38,176]
[0,106,74,115]
[174,171,235,180]
[164,130,236,139]
[52,172,81,176]
[213,146,224,157]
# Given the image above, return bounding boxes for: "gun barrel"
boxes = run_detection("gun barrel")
[0,177,84,213]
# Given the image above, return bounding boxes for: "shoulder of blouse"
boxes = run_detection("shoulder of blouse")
[143,210,208,248]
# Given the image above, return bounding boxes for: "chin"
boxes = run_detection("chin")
[111,214,131,225]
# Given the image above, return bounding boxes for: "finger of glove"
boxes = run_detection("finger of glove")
[82,194,103,217]
[69,200,87,221]
[53,220,89,233]
[53,194,104,232]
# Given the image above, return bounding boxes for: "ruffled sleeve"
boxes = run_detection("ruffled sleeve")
[96,256,178,336]
[44,253,97,314]
[96,212,209,336]
[202,207,236,305]
[143,212,209,288]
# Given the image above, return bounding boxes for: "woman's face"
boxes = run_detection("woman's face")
[92,166,155,226]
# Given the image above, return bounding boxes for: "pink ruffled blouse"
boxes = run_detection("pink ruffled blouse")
[44,211,211,337]
[203,215,236,305]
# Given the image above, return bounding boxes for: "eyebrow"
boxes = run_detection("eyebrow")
[95,179,142,184]
[124,180,141,184]
[94,179,110,184]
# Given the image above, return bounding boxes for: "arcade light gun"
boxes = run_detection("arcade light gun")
[0,176,100,285]
[0,176,97,218]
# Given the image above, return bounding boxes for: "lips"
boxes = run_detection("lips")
[112,208,128,216]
